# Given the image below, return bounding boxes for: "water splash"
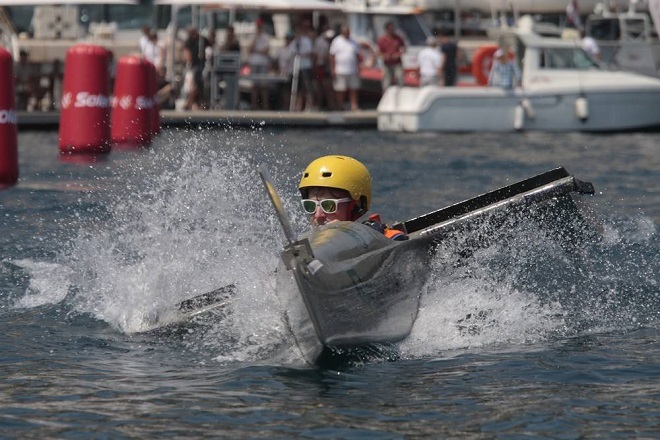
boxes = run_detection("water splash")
[400,212,658,359]
[7,130,658,365]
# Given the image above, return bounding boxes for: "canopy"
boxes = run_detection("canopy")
[154,0,341,12]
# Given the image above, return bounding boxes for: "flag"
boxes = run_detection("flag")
[566,0,582,29]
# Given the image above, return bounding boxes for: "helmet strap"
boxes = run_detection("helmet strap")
[350,200,366,221]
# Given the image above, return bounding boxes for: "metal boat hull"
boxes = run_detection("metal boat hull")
[277,168,599,364]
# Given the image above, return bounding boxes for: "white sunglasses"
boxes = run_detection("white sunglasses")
[301,197,352,214]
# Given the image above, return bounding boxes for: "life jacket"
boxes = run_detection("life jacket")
[363,214,409,241]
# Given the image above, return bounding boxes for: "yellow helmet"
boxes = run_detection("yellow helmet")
[299,155,372,215]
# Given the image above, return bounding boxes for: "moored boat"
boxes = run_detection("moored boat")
[377,17,660,133]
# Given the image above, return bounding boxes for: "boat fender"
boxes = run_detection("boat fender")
[575,96,589,121]
[514,104,525,131]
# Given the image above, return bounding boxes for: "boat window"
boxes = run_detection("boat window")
[588,18,620,41]
[371,14,430,46]
[540,47,600,70]
[623,18,647,40]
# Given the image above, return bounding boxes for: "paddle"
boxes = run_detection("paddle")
[257,164,297,246]
[175,284,236,314]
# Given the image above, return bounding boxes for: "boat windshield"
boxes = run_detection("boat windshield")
[349,13,430,46]
[539,47,600,70]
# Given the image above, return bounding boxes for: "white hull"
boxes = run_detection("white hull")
[378,82,660,132]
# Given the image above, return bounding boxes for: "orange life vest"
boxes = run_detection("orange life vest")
[365,214,408,241]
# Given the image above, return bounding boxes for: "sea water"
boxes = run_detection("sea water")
[1,127,658,437]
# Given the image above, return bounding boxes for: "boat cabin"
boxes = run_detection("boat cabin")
[585,9,660,77]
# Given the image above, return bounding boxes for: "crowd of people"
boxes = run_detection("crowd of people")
[139,18,463,113]
[10,15,605,114]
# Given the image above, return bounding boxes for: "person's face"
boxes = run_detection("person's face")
[306,187,353,227]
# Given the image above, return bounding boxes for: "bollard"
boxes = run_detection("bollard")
[111,55,153,146]
[0,47,18,188]
[59,44,111,154]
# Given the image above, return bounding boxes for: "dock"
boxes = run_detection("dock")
[17,109,378,130]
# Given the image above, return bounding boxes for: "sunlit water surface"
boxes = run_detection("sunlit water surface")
[1,127,658,438]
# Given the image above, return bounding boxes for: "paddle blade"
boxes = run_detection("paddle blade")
[258,165,297,245]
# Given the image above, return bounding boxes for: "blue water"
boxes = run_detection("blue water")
[1,127,658,437]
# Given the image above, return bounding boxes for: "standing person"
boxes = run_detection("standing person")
[329,24,361,111]
[417,37,444,86]
[487,48,521,90]
[376,20,406,91]
[580,29,601,61]
[438,28,458,86]
[313,28,336,110]
[139,25,151,55]
[221,24,241,53]
[248,17,272,110]
[289,24,315,111]
[183,27,209,108]
[278,32,296,111]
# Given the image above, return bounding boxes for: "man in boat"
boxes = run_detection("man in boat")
[488,48,521,90]
[299,155,407,240]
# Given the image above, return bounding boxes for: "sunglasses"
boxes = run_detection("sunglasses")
[301,197,352,214]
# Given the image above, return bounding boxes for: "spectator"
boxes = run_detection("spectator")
[14,50,47,111]
[183,27,209,108]
[580,29,601,61]
[143,30,165,72]
[417,37,444,86]
[438,28,458,86]
[487,48,521,89]
[221,24,241,53]
[289,24,314,111]
[376,20,406,91]
[313,28,337,110]
[278,31,296,111]
[139,25,151,54]
[248,17,272,110]
[329,24,362,111]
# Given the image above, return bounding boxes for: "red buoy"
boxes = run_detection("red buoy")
[59,44,111,154]
[0,47,18,188]
[111,56,153,146]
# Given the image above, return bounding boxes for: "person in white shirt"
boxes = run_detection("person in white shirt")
[329,24,361,111]
[580,30,601,61]
[248,17,272,109]
[417,36,445,86]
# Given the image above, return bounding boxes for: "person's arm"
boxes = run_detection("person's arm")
[329,52,336,76]
[437,52,445,85]
[487,61,496,86]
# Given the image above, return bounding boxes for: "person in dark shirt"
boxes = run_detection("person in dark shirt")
[221,24,241,53]
[438,29,458,87]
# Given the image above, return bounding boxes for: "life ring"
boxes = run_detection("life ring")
[471,44,498,85]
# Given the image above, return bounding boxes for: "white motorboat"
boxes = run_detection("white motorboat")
[377,18,660,133]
